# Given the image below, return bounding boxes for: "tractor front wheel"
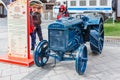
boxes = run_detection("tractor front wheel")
[34,40,50,67]
[75,45,88,75]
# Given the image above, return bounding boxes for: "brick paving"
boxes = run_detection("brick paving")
[0,18,120,80]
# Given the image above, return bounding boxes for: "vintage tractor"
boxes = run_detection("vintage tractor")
[33,13,104,75]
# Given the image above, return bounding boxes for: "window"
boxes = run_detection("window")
[89,0,96,6]
[100,0,107,6]
[54,2,60,6]
[70,1,76,6]
[79,0,86,6]
[46,4,54,10]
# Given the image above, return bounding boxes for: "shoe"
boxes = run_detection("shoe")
[31,47,34,50]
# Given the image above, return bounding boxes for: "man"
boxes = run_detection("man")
[29,6,36,50]
[32,5,43,49]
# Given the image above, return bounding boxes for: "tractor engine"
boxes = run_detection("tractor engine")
[48,17,88,52]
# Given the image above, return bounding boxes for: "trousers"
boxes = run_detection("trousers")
[34,25,43,42]
[30,32,36,49]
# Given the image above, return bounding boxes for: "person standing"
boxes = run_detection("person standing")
[32,5,43,45]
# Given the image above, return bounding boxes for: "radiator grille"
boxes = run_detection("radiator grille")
[49,29,66,50]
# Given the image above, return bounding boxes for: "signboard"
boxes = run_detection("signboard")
[8,0,28,58]
[0,0,33,67]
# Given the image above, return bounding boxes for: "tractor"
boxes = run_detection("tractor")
[34,13,104,75]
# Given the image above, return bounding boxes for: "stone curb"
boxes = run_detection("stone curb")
[105,36,120,40]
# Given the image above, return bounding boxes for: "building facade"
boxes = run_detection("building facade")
[0,0,14,18]
[0,0,55,18]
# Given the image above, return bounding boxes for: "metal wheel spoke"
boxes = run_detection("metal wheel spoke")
[44,46,48,51]
[42,46,48,53]
[81,58,88,62]
[40,46,44,52]
[40,55,47,64]
[42,57,48,63]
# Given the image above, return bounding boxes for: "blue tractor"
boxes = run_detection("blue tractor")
[33,13,104,75]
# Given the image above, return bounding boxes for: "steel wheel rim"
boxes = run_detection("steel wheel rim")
[34,40,49,67]
[75,45,88,75]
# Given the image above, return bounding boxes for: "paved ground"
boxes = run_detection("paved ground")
[0,18,120,80]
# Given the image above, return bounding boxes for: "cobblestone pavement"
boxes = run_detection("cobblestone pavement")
[0,18,120,80]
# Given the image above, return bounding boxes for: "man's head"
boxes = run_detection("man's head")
[31,4,38,12]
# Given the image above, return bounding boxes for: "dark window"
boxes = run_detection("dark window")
[0,3,7,18]
[89,0,96,6]
[70,1,76,6]
[100,0,107,6]
[79,0,86,6]
[46,4,54,10]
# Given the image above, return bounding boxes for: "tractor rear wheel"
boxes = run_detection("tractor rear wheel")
[90,21,104,54]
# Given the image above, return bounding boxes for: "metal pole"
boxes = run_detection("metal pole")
[27,0,30,59]
[112,11,115,24]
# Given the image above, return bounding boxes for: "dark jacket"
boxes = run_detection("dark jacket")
[33,12,41,27]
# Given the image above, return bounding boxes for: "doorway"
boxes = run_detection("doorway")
[0,3,7,18]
